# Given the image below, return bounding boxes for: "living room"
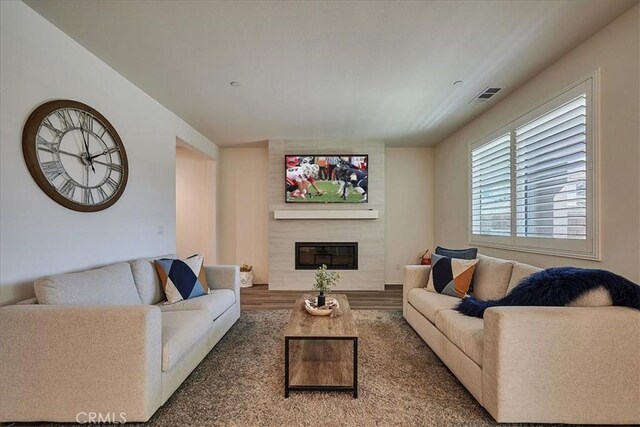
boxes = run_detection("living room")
[1,0,639,425]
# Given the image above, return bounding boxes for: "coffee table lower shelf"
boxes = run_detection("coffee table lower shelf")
[284,336,358,398]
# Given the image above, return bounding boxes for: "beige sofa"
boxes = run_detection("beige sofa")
[0,256,241,423]
[404,254,640,425]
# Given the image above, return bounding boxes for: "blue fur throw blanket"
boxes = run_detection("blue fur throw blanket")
[456,267,640,318]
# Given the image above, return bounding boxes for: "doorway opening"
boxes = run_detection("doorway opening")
[176,139,216,263]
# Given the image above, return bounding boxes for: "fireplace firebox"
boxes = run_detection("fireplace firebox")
[295,242,358,270]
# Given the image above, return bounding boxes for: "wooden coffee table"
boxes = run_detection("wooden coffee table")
[284,294,359,398]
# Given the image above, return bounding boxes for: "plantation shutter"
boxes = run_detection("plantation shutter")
[471,133,511,236]
[514,94,587,239]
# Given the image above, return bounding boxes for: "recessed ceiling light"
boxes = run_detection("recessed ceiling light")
[230,81,241,87]
[453,80,463,86]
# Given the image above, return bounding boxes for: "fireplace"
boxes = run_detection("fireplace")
[295,242,358,270]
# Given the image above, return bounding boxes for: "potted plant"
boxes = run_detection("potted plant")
[313,264,340,307]
[239,264,254,288]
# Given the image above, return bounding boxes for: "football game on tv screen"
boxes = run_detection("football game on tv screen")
[285,155,368,203]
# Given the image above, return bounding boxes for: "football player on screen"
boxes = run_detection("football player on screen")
[334,160,367,201]
[285,164,325,200]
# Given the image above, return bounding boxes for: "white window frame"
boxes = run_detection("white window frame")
[468,72,600,260]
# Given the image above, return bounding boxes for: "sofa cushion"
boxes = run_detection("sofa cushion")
[34,263,142,306]
[407,288,460,323]
[157,290,235,322]
[472,255,515,301]
[435,309,484,367]
[161,310,211,372]
[130,254,176,305]
[427,254,478,298]
[506,262,543,294]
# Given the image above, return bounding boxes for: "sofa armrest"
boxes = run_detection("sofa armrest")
[482,306,640,424]
[204,265,241,305]
[403,265,431,318]
[0,305,162,422]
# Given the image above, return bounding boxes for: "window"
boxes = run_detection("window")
[515,94,587,239]
[470,75,598,259]
[471,134,511,237]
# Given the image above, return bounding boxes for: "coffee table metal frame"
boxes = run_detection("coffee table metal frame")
[284,335,358,398]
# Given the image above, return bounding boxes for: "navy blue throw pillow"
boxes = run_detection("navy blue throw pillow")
[435,246,478,260]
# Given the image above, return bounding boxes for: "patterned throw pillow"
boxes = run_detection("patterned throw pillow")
[435,246,478,291]
[427,254,478,298]
[154,254,209,304]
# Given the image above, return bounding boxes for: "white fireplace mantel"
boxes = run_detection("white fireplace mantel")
[273,210,379,220]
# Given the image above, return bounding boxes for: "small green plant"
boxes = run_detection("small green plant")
[313,264,341,294]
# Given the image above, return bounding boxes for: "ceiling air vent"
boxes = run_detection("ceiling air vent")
[469,87,502,104]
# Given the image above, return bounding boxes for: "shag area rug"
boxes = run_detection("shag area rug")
[135,310,558,427]
[50,310,558,426]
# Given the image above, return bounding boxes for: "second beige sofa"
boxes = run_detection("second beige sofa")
[404,254,640,424]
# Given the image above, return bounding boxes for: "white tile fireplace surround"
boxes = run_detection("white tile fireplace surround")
[268,140,385,291]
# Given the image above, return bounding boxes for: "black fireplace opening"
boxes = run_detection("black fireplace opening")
[295,242,358,270]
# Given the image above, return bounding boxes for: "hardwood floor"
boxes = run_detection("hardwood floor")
[240,284,402,310]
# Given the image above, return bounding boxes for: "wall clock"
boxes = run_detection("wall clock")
[22,100,128,212]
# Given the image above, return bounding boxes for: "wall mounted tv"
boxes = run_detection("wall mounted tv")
[285,155,368,203]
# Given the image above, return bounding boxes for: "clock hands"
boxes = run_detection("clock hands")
[81,130,89,154]
[80,128,96,173]
[44,127,117,170]
[88,150,106,161]
[88,148,115,161]
[43,146,110,166]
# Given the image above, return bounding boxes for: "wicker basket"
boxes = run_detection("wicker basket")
[239,271,254,288]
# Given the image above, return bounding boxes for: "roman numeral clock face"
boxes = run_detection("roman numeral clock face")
[22,100,128,212]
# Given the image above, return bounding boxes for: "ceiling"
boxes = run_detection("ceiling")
[25,0,637,147]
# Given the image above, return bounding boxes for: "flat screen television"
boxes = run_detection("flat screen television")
[285,155,368,203]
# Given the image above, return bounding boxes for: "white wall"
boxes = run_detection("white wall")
[434,5,640,281]
[219,147,269,284]
[385,147,434,283]
[0,2,218,304]
[176,146,216,262]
